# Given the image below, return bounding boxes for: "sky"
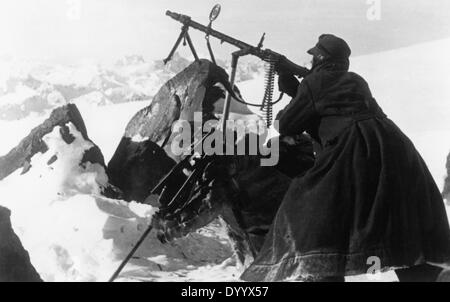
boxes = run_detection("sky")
[1,0,450,64]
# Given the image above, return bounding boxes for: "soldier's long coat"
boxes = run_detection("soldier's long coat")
[241,61,450,281]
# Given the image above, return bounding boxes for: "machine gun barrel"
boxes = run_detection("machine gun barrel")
[166,10,309,76]
[166,11,259,53]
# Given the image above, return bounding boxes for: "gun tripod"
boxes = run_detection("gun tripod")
[164,24,200,64]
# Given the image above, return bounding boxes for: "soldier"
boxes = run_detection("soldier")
[241,34,450,282]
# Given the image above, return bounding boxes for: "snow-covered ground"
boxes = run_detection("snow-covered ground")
[0,120,238,282]
[0,39,449,282]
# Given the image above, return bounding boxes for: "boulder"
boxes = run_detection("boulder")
[108,60,253,202]
[107,138,176,203]
[0,206,42,282]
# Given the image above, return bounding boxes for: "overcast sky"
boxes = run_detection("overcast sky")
[1,0,450,64]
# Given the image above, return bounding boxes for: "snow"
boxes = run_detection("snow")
[131,133,150,143]
[76,100,149,162]
[0,123,146,281]
[40,63,100,88]
[0,121,234,282]
[0,39,449,282]
[0,84,37,106]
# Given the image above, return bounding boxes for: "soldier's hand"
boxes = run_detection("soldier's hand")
[278,72,299,98]
[274,56,291,74]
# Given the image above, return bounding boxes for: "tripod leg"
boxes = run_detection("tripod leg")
[163,27,188,64]
[108,224,154,282]
[184,32,200,62]
[221,54,239,132]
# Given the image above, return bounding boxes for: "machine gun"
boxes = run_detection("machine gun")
[164,4,310,128]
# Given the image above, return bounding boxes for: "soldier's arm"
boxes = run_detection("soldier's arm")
[275,79,317,136]
[278,73,300,98]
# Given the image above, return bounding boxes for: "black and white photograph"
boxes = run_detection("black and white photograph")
[0,0,449,285]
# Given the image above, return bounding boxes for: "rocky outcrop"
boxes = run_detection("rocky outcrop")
[107,138,176,202]
[0,206,42,282]
[108,60,250,202]
[0,103,106,181]
[442,152,450,204]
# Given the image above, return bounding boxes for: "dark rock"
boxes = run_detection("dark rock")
[46,155,58,166]
[0,206,42,282]
[108,60,247,202]
[107,138,176,202]
[443,152,450,204]
[59,124,76,144]
[0,103,106,181]
[80,145,105,168]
